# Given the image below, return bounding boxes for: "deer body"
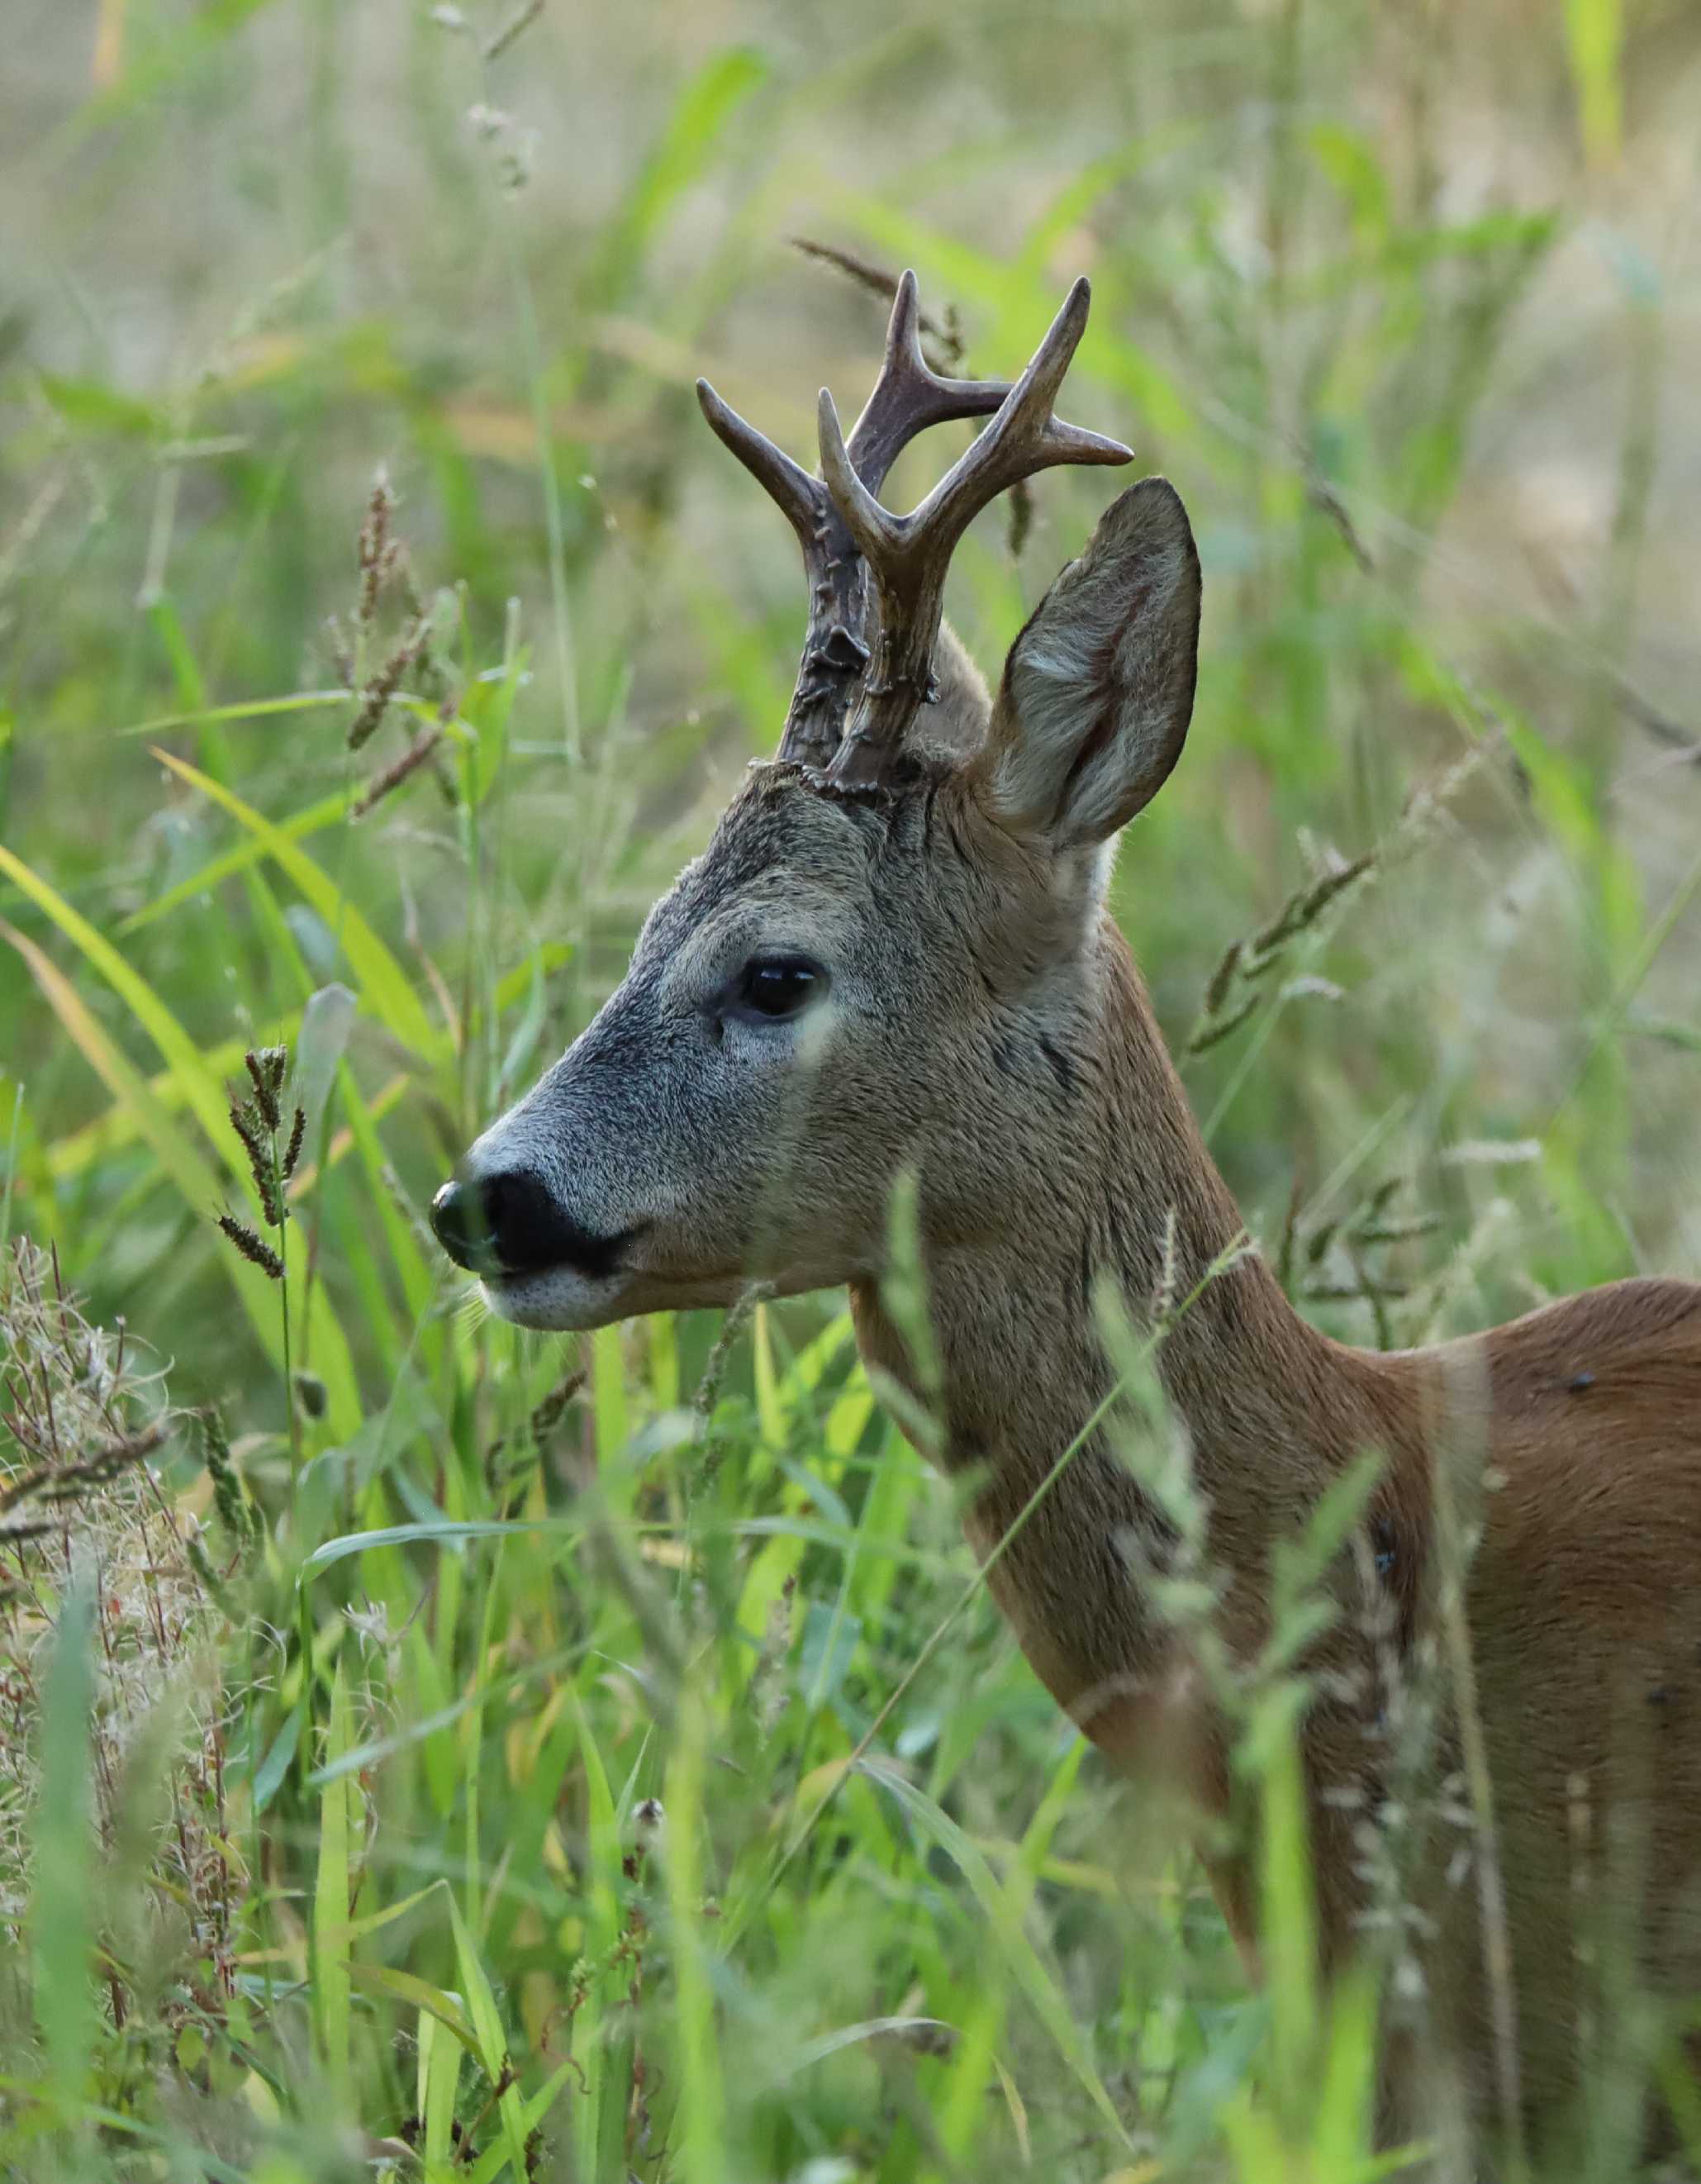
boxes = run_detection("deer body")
[847,869,1701,2138]
[431,275,1701,2152]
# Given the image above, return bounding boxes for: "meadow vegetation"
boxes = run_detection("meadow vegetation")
[2,0,1699,2177]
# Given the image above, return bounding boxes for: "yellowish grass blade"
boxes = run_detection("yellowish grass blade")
[150,749,446,1063]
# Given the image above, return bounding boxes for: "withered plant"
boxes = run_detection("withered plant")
[0,1239,256,2086]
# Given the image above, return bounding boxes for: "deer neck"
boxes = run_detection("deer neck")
[848,916,1371,1748]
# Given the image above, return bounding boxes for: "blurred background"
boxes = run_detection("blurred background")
[2,2,1701,2176]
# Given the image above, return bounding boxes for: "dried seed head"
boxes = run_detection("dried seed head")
[350,721,444,820]
[347,616,428,751]
[1005,476,1033,559]
[529,1366,588,1444]
[1202,938,1242,1019]
[1185,992,1258,1057]
[691,1281,774,1421]
[378,536,424,622]
[358,472,394,627]
[1152,1206,1180,1330]
[790,236,963,366]
[0,1420,169,1517]
[325,614,355,691]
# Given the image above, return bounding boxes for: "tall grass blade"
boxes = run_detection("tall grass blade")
[29,1581,97,2125]
[150,749,445,1062]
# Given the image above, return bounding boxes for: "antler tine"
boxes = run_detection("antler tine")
[695,377,822,552]
[820,277,1126,729]
[696,274,1028,773]
[819,278,1130,614]
[845,269,1011,493]
[819,278,1132,787]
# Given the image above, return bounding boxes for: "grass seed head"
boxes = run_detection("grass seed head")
[227,1102,281,1225]
[349,720,444,818]
[216,1215,283,1281]
[245,1045,287,1126]
[357,469,394,627]
[282,1105,306,1182]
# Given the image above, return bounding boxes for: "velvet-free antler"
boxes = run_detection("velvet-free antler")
[696,271,1010,770]
[815,278,1131,786]
[698,271,1131,781]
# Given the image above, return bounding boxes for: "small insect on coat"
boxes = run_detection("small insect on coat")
[430,274,1701,2162]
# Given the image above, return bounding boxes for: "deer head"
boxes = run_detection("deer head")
[430,274,1201,1333]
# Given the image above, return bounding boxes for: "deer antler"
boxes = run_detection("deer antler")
[696,271,1010,771]
[815,278,1132,787]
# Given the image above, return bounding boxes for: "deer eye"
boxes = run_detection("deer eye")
[734,954,827,1021]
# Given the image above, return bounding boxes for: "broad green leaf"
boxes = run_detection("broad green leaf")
[329,1057,439,1354]
[251,1705,302,1815]
[45,1014,296,1178]
[295,983,357,1131]
[117,690,355,740]
[665,1689,729,2182]
[36,374,162,437]
[582,48,770,318]
[315,1878,449,1947]
[462,647,528,807]
[2,915,226,1216]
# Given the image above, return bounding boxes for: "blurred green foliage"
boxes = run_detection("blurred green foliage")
[1,0,1698,2177]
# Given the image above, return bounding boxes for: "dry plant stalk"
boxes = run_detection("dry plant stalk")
[1187,730,1503,1063]
[1187,852,1374,1057]
[325,472,463,816]
[0,1240,247,2015]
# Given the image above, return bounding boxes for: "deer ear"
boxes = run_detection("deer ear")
[977,477,1200,849]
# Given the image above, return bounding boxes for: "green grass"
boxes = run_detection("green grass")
[2,1,1699,2177]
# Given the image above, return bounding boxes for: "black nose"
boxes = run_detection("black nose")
[430,1169,634,1281]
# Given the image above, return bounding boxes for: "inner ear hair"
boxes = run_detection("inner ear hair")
[980,477,1201,849]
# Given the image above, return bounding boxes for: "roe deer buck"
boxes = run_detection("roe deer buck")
[430,274,1701,2155]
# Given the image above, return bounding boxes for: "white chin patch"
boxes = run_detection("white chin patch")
[480,1267,629,1333]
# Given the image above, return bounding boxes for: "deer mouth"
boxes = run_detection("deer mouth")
[471,1230,638,1294]
[481,1258,721,1333]
[481,1246,813,1334]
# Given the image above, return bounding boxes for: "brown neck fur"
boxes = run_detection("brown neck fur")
[849,912,1414,1759]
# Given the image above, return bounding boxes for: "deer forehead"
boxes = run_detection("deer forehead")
[629,764,1065,1016]
[633,771,890,980]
